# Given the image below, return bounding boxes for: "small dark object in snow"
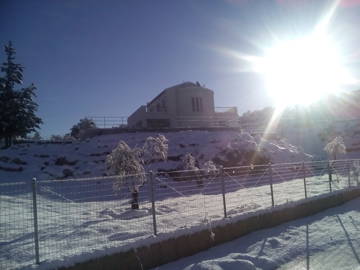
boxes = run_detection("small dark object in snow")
[0,156,10,163]
[35,154,49,158]
[55,157,78,166]
[89,151,110,157]
[0,165,23,172]
[62,168,74,178]
[12,158,27,165]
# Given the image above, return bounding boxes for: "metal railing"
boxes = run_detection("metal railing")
[1,159,359,269]
[87,116,128,128]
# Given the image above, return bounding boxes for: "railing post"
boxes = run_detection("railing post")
[149,171,157,235]
[348,162,351,188]
[269,163,274,207]
[328,161,332,192]
[31,178,40,265]
[220,166,227,218]
[303,162,307,199]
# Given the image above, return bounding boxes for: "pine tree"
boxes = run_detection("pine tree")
[0,41,42,147]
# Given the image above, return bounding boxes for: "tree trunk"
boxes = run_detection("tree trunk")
[131,190,139,209]
[4,136,11,148]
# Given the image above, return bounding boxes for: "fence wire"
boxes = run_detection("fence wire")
[1,159,360,269]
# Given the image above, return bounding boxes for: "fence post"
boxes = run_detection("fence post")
[348,162,351,188]
[149,171,157,235]
[269,163,274,207]
[220,166,227,218]
[31,178,40,265]
[328,161,332,192]
[303,162,307,199]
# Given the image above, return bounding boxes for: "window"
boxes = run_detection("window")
[162,99,167,112]
[191,97,203,112]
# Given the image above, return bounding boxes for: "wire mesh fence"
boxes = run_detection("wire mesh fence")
[1,159,360,269]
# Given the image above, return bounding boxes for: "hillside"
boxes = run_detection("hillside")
[0,130,312,182]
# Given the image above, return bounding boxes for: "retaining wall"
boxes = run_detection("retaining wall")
[60,187,360,270]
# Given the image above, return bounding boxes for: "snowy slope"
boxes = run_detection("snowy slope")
[0,130,311,182]
[152,196,360,270]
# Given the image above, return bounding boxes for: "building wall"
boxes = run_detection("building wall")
[175,86,214,116]
[127,82,239,128]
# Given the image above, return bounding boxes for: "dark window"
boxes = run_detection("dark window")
[147,119,170,128]
[192,97,203,112]
[196,98,199,112]
[162,99,167,112]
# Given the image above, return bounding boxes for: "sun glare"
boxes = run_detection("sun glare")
[253,33,353,107]
[249,33,353,148]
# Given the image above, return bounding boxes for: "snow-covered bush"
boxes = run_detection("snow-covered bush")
[106,141,145,209]
[202,160,217,174]
[142,134,168,165]
[182,153,198,171]
[324,136,346,160]
[213,132,270,167]
[181,153,202,184]
[106,134,168,209]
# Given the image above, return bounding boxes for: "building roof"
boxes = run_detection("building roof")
[148,82,207,105]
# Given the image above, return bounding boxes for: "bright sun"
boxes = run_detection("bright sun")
[253,33,353,107]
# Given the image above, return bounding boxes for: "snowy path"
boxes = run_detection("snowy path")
[152,196,360,270]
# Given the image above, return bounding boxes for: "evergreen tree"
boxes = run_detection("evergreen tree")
[70,118,96,139]
[0,41,42,147]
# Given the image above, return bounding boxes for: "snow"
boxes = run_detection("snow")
[0,130,312,183]
[152,196,360,270]
[1,130,359,270]
[1,168,356,270]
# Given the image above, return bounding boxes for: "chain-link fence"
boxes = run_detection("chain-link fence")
[1,159,359,269]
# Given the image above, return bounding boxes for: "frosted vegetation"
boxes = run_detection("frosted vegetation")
[324,136,347,160]
[1,130,355,270]
[105,134,168,209]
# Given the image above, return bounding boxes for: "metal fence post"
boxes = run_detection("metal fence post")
[348,162,351,188]
[328,161,332,192]
[220,166,227,218]
[31,178,40,265]
[149,171,157,235]
[303,162,307,199]
[269,163,274,207]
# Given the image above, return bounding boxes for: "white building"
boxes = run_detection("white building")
[127,82,239,129]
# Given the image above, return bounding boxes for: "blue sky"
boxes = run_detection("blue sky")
[1,0,360,137]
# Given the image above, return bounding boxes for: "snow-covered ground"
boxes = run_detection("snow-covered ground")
[1,165,357,270]
[0,130,311,182]
[1,130,359,270]
[152,195,360,270]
